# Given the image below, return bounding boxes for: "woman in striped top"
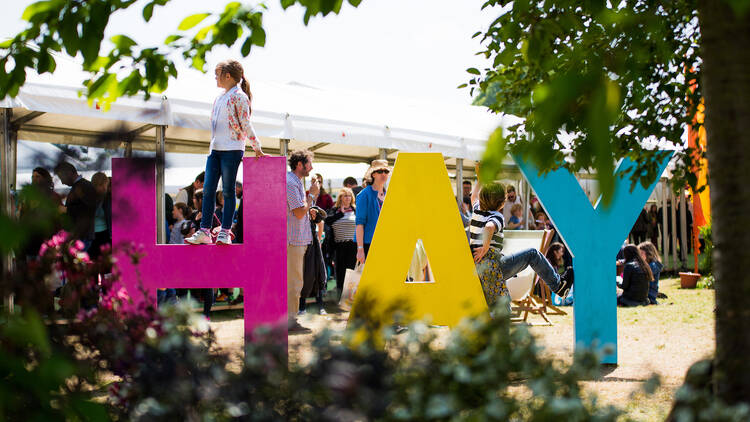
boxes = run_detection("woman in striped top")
[470,179,572,312]
[325,188,357,298]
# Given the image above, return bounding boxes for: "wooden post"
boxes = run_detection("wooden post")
[670,189,678,271]
[679,188,688,268]
[1,109,14,313]
[455,158,463,207]
[661,179,669,268]
[156,125,166,244]
[279,139,289,157]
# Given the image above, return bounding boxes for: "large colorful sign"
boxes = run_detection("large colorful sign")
[111,157,287,342]
[515,155,671,364]
[111,152,668,364]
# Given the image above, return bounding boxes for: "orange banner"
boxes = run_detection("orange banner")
[688,102,710,227]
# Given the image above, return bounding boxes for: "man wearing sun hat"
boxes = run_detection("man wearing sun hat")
[354,159,391,264]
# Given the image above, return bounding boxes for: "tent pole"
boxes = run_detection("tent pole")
[661,179,669,268]
[379,148,387,160]
[679,188,688,268]
[279,139,289,157]
[524,177,530,229]
[125,141,133,158]
[456,158,463,206]
[1,108,14,313]
[156,125,166,244]
[670,188,678,271]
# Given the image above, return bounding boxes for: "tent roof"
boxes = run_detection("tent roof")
[1,70,512,172]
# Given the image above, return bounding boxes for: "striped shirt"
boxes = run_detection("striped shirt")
[469,202,504,250]
[286,171,312,246]
[332,209,357,242]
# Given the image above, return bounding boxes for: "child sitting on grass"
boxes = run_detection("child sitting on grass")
[638,241,663,305]
[469,179,572,310]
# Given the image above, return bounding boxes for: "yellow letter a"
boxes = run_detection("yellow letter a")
[349,153,487,327]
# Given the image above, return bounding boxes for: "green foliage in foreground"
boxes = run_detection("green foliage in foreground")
[0,205,744,420]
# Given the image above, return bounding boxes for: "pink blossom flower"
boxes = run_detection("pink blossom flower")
[51,231,67,246]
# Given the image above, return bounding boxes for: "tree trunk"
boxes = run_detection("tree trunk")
[698,0,750,405]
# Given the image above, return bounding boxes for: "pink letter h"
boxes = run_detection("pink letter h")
[112,157,287,341]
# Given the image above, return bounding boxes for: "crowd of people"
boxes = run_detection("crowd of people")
[20,149,671,326]
[17,57,676,330]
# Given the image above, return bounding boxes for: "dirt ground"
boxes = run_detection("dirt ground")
[209,277,714,421]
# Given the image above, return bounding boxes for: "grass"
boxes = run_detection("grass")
[206,276,715,421]
[528,277,715,421]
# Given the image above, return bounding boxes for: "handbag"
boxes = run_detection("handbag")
[339,263,363,311]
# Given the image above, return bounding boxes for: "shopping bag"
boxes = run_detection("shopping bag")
[339,263,363,311]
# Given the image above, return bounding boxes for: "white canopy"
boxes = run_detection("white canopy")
[1,70,508,170]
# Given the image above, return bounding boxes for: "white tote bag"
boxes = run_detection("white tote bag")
[339,263,363,311]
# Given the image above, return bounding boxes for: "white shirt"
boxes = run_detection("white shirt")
[210,87,239,152]
[209,86,260,152]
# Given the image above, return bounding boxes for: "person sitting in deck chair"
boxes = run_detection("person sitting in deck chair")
[469,175,572,312]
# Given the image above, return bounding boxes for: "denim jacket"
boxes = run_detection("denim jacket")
[354,186,384,244]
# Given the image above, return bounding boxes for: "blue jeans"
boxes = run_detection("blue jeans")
[648,281,659,304]
[499,248,563,292]
[157,289,177,306]
[201,150,243,230]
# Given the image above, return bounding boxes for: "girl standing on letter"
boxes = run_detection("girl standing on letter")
[186,60,265,245]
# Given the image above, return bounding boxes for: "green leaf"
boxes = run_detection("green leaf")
[59,15,80,56]
[250,27,266,47]
[480,126,507,183]
[143,2,155,21]
[725,0,750,16]
[194,26,212,42]
[2,311,51,356]
[0,39,13,49]
[164,34,182,44]
[87,73,117,102]
[240,37,253,57]
[178,12,211,31]
[70,399,109,422]
[110,34,137,50]
[36,51,56,74]
[466,67,481,75]
[223,2,242,15]
[21,0,59,22]
[191,55,206,71]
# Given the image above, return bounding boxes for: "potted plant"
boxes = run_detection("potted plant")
[679,271,701,288]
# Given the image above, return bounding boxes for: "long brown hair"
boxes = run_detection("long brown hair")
[638,241,661,264]
[216,59,252,115]
[623,244,654,281]
[545,242,565,267]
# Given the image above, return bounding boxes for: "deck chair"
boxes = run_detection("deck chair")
[504,230,551,325]
[531,229,568,316]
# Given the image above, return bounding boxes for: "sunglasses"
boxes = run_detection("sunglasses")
[373,169,389,175]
